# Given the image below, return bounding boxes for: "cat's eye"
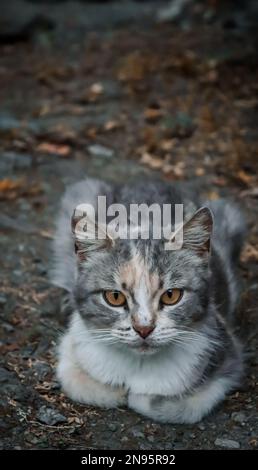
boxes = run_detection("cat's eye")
[104,290,126,307]
[160,288,183,306]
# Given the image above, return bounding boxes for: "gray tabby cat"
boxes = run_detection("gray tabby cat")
[52,178,245,423]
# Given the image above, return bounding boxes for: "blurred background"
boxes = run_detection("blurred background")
[0,0,258,451]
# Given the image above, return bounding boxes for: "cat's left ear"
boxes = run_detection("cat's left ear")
[71,208,115,262]
[182,207,213,255]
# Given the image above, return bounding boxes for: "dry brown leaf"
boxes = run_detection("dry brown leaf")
[195,167,205,176]
[117,52,155,83]
[160,139,175,152]
[240,243,258,263]
[212,177,227,187]
[36,142,71,157]
[236,170,253,185]
[0,343,20,354]
[144,107,163,123]
[140,152,164,170]
[0,178,23,192]
[104,120,121,132]
[207,190,220,200]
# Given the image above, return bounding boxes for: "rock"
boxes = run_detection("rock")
[214,438,240,449]
[198,424,206,431]
[37,406,67,426]
[157,0,192,22]
[0,367,16,383]
[88,144,114,158]
[0,152,32,173]
[107,423,118,432]
[2,322,15,333]
[0,214,36,234]
[0,294,7,305]
[33,362,52,381]
[131,429,145,439]
[231,412,247,423]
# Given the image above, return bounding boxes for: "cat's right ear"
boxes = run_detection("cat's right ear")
[71,207,114,262]
[181,207,213,256]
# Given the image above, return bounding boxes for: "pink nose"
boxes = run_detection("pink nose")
[133,324,155,339]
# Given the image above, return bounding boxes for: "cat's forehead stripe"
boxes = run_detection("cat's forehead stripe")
[118,250,160,295]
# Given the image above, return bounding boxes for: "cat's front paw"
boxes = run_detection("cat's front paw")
[58,361,127,408]
[128,392,201,424]
[57,334,127,408]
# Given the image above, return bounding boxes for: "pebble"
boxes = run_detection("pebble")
[37,406,67,426]
[214,438,240,449]
[0,294,7,305]
[0,367,15,383]
[231,412,246,424]
[107,423,118,432]
[0,151,32,171]
[88,144,114,158]
[2,322,15,333]
[33,362,52,381]
[131,429,145,439]
[198,424,206,431]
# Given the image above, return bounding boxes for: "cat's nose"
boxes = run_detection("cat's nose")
[133,324,155,339]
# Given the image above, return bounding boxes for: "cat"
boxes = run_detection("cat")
[51,177,246,423]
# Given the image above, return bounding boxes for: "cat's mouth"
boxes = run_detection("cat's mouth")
[126,338,163,355]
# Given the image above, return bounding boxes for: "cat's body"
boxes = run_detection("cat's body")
[52,178,245,423]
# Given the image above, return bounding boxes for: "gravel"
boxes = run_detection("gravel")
[37,406,67,426]
[214,438,241,449]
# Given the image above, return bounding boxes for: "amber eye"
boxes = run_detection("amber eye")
[160,288,182,306]
[104,290,126,307]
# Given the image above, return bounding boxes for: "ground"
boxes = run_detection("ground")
[0,0,258,450]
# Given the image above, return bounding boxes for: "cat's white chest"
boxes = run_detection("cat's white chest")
[74,327,202,397]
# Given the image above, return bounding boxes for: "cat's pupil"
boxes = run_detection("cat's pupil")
[167,290,173,298]
[114,292,119,300]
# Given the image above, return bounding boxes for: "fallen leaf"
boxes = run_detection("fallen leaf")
[144,107,163,123]
[140,152,164,170]
[117,52,155,83]
[207,190,220,200]
[195,167,205,176]
[160,139,175,152]
[0,178,23,192]
[240,243,258,263]
[36,142,71,157]
[104,120,121,132]
[212,176,227,187]
[236,170,253,185]
[0,343,20,354]
[163,161,185,179]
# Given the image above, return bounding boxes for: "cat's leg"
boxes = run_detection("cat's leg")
[57,333,127,408]
[128,376,234,424]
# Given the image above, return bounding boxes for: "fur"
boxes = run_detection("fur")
[52,178,245,423]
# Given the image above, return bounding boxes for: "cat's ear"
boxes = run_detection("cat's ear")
[71,208,115,262]
[182,207,213,255]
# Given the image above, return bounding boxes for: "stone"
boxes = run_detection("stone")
[215,438,240,449]
[0,367,15,383]
[37,406,67,426]
[131,429,145,439]
[0,294,7,305]
[88,144,114,158]
[231,412,247,424]
[107,423,118,432]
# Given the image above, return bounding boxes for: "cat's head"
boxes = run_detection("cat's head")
[72,207,213,355]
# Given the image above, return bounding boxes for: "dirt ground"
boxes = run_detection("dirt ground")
[0,0,258,450]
